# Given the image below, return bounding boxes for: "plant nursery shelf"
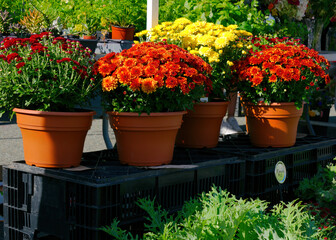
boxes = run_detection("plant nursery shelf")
[3,135,336,240]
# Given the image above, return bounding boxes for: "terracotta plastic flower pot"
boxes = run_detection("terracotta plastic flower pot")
[175,101,228,148]
[14,108,95,168]
[243,102,303,147]
[111,25,135,41]
[108,111,185,166]
[82,35,96,40]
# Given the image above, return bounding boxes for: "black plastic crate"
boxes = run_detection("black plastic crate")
[245,156,293,194]
[217,135,336,201]
[3,147,241,240]
[196,159,245,197]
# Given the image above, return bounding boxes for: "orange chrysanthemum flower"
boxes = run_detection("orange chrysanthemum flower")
[129,77,141,91]
[275,66,285,78]
[147,49,158,58]
[141,78,157,94]
[249,66,261,76]
[177,76,187,86]
[102,76,118,92]
[282,69,293,81]
[116,66,131,84]
[123,58,137,67]
[144,64,158,76]
[130,66,143,77]
[251,75,263,86]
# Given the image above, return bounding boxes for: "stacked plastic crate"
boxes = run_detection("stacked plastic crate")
[3,147,245,240]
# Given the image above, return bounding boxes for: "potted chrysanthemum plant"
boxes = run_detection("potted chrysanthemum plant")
[0,32,100,168]
[232,36,331,147]
[93,41,212,166]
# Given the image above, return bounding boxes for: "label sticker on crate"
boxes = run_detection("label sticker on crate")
[275,161,287,184]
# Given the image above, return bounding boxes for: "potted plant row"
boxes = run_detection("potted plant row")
[0,32,332,169]
[138,22,332,149]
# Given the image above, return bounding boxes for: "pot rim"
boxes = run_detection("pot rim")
[243,102,298,107]
[107,111,187,117]
[13,108,96,116]
[196,101,229,105]
[111,25,136,30]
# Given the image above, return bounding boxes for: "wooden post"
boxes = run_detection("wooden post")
[147,0,159,30]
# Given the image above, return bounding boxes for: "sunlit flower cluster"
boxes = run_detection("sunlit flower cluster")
[94,41,213,113]
[136,18,252,98]
[0,32,97,112]
[136,18,251,64]
[233,38,330,108]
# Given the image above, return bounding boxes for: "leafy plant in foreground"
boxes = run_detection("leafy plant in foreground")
[101,187,324,239]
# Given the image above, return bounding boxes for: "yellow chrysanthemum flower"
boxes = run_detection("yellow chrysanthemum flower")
[237,42,244,48]
[161,22,173,27]
[135,30,148,38]
[197,35,216,46]
[227,61,234,66]
[173,17,192,25]
[208,52,220,63]
[214,37,230,50]
[198,46,212,57]
[189,50,199,55]
[226,25,238,30]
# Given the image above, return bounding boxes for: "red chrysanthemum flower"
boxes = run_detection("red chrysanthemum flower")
[6,53,19,63]
[165,76,178,88]
[269,74,277,83]
[184,67,198,77]
[0,54,7,61]
[16,62,25,69]
[180,84,190,94]
[154,74,164,87]
[189,82,195,90]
